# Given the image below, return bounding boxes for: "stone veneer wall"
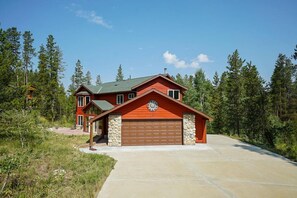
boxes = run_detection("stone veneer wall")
[183,114,196,145]
[108,114,122,146]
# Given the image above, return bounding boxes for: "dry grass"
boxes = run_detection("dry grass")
[0,132,116,198]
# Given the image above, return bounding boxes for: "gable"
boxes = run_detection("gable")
[135,76,187,96]
[118,92,192,119]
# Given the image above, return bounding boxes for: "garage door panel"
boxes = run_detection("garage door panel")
[122,119,182,146]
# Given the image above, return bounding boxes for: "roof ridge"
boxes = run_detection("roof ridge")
[100,74,156,85]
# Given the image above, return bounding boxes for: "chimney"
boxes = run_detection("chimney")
[164,68,167,75]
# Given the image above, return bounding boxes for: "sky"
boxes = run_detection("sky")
[1,0,296,88]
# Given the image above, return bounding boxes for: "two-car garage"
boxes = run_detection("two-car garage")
[121,119,182,146]
[89,90,211,147]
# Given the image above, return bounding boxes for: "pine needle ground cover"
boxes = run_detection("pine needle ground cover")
[0,112,116,197]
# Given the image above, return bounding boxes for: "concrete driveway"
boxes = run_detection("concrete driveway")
[82,135,297,198]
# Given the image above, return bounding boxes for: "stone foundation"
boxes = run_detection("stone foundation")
[108,114,122,146]
[183,114,196,145]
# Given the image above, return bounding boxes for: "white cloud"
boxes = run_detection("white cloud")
[197,53,212,63]
[67,4,112,29]
[163,51,213,69]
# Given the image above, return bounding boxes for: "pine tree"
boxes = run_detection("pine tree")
[0,27,15,109]
[270,54,293,120]
[74,59,84,89]
[193,69,212,113]
[36,45,48,114]
[22,31,35,86]
[211,72,228,134]
[241,62,266,140]
[116,64,124,81]
[175,73,184,86]
[6,27,21,87]
[226,50,244,136]
[96,74,102,85]
[22,31,36,108]
[85,71,92,85]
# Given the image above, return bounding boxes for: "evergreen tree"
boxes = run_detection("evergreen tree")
[36,45,48,114]
[73,59,84,89]
[22,31,35,86]
[6,27,21,87]
[270,54,293,120]
[226,50,244,136]
[116,64,124,81]
[241,62,266,140]
[0,28,15,109]
[211,72,228,134]
[175,73,184,86]
[85,71,92,85]
[22,31,36,108]
[46,35,63,121]
[96,74,102,85]
[182,74,196,107]
[193,69,212,113]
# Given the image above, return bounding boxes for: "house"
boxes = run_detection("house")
[74,74,212,148]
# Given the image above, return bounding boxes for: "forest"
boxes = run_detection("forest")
[0,25,297,162]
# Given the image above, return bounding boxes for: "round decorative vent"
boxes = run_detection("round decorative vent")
[147,100,158,112]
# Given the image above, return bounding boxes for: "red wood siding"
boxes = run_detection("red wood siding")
[195,116,207,143]
[116,92,191,119]
[136,77,183,100]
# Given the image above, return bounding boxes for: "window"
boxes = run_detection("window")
[77,115,83,126]
[85,96,90,105]
[78,96,84,107]
[128,93,135,99]
[116,94,124,104]
[168,90,180,100]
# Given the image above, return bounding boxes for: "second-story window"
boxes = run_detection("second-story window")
[78,96,84,107]
[128,93,135,99]
[85,96,90,105]
[168,90,180,100]
[116,94,124,104]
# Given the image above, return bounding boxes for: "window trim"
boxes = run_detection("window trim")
[168,89,180,100]
[77,115,83,126]
[85,96,90,105]
[116,94,124,104]
[78,96,84,107]
[128,93,135,99]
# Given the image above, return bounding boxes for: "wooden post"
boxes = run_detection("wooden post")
[89,122,93,150]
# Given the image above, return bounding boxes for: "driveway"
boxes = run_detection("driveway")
[82,135,297,198]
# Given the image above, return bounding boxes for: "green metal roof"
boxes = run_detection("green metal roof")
[84,75,155,94]
[92,100,114,111]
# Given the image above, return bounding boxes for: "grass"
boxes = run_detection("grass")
[0,132,116,198]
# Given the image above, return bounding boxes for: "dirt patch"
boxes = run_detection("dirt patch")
[50,127,89,136]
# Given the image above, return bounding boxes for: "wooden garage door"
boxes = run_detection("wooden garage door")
[122,119,182,146]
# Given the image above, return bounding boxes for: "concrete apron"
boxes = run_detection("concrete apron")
[80,135,297,198]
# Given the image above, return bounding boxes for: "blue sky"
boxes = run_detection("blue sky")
[1,0,296,88]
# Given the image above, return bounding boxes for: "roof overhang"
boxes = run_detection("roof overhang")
[90,89,212,123]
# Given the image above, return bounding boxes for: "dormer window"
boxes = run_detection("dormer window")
[85,96,90,105]
[128,93,135,99]
[117,94,124,104]
[168,89,180,100]
[78,96,84,107]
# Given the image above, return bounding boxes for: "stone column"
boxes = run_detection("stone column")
[108,114,122,146]
[183,114,196,145]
